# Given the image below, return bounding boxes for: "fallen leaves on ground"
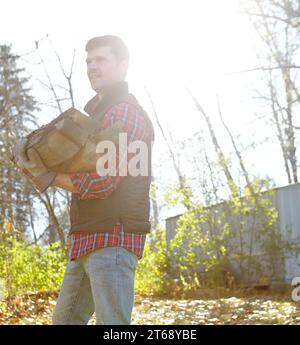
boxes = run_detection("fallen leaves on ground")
[0,291,299,325]
[132,295,300,325]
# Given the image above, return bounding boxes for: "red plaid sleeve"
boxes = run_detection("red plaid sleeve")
[70,102,149,200]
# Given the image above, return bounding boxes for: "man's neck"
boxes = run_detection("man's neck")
[96,92,104,102]
[96,81,126,103]
[85,81,129,116]
[97,81,126,96]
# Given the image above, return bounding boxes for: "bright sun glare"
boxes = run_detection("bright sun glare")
[1,0,282,189]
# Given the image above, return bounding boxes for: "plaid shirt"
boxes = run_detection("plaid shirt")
[68,101,150,261]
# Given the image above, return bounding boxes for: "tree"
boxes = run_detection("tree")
[187,90,239,198]
[0,44,38,237]
[16,36,78,248]
[145,87,193,210]
[242,0,300,184]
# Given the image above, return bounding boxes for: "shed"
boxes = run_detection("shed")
[165,183,300,286]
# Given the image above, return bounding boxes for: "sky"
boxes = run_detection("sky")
[1,0,290,223]
[1,0,258,112]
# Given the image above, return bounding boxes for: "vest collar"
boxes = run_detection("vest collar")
[84,81,129,117]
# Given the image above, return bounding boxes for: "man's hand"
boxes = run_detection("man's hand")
[16,145,48,176]
[13,138,57,193]
[52,173,78,193]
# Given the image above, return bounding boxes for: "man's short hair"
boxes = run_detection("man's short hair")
[85,35,130,62]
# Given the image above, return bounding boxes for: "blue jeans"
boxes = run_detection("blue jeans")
[52,247,138,325]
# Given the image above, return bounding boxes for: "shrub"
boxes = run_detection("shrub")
[135,226,173,296]
[0,222,67,297]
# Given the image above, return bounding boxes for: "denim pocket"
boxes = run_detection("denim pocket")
[117,247,138,271]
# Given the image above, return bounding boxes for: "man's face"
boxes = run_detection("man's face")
[86,46,128,92]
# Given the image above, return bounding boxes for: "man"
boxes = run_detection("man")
[16,35,154,325]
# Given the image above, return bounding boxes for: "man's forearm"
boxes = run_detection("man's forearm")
[52,173,78,193]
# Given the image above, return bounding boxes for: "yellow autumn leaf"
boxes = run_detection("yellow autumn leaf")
[6,223,12,231]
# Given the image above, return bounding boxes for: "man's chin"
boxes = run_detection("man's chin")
[90,82,104,93]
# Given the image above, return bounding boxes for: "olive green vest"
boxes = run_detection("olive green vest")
[69,82,154,235]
